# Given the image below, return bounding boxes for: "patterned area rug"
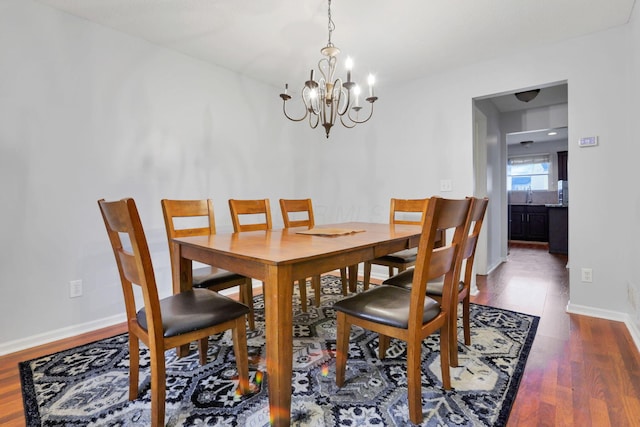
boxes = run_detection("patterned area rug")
[20,276,538,426]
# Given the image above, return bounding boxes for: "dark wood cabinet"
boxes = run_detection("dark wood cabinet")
[557,151,568,181]
[548,206,568,254]
[509,205,526,240]
[509,205,548,242]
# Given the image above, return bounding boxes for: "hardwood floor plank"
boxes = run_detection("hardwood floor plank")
[589,397,612,427]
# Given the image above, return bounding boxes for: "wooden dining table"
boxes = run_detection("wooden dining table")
[171,221,422,426]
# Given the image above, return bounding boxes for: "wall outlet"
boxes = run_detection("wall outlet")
[440,179,453,192]
[69,280,83,298]
[581,268,593,283]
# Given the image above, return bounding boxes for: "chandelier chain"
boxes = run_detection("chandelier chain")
[327,0,335,47]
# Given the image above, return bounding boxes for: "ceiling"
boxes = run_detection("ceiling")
[506,126,568,146]
[488,84,568,113]
[35,0,636,89]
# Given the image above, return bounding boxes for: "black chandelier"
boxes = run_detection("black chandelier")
[279,0,378,138]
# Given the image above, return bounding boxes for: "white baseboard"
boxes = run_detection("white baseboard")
[485,258,506,275]
[9,282,638,358]
[0,313,126,356]
[2,280,263,357]
[566,302,640,353]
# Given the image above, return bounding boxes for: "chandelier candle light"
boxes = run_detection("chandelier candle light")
[279,0,378,138]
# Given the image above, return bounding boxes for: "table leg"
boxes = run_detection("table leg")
[263,265,294,426]
[348,264,358,293]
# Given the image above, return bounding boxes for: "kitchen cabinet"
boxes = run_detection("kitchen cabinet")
[557,151,568,181]
[509,205,549,242]
[548,206,568,254]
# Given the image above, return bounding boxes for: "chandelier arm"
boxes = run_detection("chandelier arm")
[303,85,321,116]
[335,83,351,117]
[309,113,320,129]
[339,114,357,128]
[282,100,310,122]
[346,102,375,124]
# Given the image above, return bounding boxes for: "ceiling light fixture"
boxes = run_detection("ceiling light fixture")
[514,89,540,103]
[279,0,378,138]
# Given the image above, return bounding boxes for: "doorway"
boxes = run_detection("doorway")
[472,82,568,271]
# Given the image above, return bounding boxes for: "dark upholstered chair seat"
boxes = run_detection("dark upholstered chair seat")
[137,289,249,338]
[376,248,418,264]
[383,269,464,296]
[333,285,441,329]
[192,266,247,288]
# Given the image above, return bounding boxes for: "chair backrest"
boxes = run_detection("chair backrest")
[460,197,489,279]
[408,197,473,332]
[229,199,272,232]
[389,198,428,226]
[161,199,216,279]
[98,198,162,338]
[279,198,315,228]
[390,198,446,247]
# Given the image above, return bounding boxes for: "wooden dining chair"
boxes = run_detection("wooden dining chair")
[361,198,429,290]
[229,198,312,311]
[161,199,255,330]
[383,197,488,366]
[98,198,250,427]
[279,198,349,310]
[333,196,472,424]
[228,198,273,232]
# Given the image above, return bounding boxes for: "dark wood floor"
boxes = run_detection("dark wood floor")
[1,244,639,426]
[474,243,640,426]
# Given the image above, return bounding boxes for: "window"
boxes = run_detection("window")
[507,154,550,191]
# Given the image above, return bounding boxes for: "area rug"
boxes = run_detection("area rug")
[20,276,538,426]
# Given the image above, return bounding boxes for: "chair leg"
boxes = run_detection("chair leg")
[340,268,348,296]
[149,346,166,427]
[450,304,460,367]
[440,320,451,390]
[406,338,424,424]
[198,337,208,365]
[378,334,390,359]
[241,278,255,330]
[128,334,140,401]
[312,275,321,307]
[335,312,350,387]
[463,295,471,345]
[298,279,308,312]
[388,266,394,277]
[231,317,250,394]
[363,262,372,291]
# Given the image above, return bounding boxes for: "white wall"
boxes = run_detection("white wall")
[475,99,507,271]
[0,0,293,352]
[626,3,640,335]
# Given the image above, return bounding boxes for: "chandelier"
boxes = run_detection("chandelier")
[279,0,378,138]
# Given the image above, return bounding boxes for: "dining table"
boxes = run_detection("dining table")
[171,221,423,427]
